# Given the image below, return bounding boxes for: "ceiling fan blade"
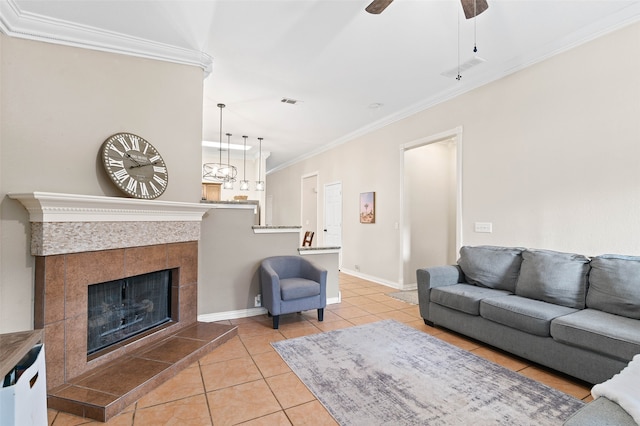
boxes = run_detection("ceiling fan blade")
[365,0,394,14]
[460,0,489,19]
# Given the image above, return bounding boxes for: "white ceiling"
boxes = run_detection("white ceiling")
[3,0,640,172]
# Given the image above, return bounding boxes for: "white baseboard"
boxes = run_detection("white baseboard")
[198,307,268,322]
[198,293,342,322]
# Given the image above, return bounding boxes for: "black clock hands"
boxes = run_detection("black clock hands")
[129,159,161,169]
[125,152,143,167]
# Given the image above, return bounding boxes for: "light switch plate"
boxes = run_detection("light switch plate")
[474,222,493,233]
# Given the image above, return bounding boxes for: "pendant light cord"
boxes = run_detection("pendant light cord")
[217,104,225,164]
[242,136,247,181]
[226,133,232,178]
[473,0,478,53]
[456,11,461,81]
[258,138,263,179]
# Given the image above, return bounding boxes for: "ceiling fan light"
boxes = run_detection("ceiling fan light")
[461,0,489,19]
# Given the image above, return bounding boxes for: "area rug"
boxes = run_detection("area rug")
[386,290,419,305]
[272,320,584,425]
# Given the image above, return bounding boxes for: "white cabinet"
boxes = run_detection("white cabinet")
[0,344,47,426]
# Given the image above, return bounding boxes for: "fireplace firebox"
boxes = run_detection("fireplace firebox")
[87,269,172,355]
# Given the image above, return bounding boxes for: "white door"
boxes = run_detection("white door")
[324,182,342,249]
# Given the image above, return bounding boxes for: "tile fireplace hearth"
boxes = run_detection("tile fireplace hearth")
[9,192,237,422]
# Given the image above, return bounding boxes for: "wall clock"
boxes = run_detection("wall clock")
[101,132,168,199]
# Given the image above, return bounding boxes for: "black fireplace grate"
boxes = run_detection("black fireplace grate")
[87,269,171,355]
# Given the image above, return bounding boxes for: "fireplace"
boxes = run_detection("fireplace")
[87,269,173,355]
[34,243,198,387]
[9,192,237,421]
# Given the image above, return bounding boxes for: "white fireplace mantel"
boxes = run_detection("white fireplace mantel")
[8,192,213,256]
[8,192,212,223]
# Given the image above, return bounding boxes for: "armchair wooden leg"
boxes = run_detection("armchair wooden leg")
[317,308,324,322]
[272,315,280,329]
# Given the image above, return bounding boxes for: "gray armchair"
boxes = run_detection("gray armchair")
[260,255,327,329]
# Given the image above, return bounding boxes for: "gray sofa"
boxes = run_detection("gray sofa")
[417,246,640,385]
[563,396,635,426]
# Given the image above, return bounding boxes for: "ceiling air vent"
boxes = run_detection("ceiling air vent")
[441,56,486,79]
[281,98,300,105]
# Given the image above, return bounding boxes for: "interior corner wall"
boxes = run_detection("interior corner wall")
[0,35,4,322]
[266,21,640,286]
[0,35,205,333]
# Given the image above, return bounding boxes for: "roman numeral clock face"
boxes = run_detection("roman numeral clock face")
[101,133,168,199]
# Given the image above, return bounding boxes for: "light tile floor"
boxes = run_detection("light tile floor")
[48,273,593,425]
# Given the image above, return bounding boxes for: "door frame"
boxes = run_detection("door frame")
[398,126,463,289]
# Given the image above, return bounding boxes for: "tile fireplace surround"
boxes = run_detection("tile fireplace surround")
[9,192,238,422]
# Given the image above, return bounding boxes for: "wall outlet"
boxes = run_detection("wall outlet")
[355,265,360,272]
[254,294,262,307]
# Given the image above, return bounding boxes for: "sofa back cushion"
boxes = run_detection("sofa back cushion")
[457,246,524,292]
[587,254,640,319]
[515,249,590,309]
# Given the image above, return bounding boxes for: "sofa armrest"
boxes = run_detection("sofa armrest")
[416,265,465,324]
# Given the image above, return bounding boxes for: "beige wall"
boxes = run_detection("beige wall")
[267,22,640,287]
[0,36,204,332]
[198,208,340,317]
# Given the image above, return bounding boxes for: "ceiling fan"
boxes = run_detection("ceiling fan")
[366,0,489,19]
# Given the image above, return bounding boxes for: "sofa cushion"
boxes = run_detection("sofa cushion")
[586,255,640,320]
[515,249,590,309]
[430,284,511,316]
[480,295,577,337]
[551,309,640,362]
[457,246,524,292]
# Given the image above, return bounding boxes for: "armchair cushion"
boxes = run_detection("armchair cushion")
[280,278,321,300]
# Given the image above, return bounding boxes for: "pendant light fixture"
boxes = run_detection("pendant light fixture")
[256,137,265,191]
[202,103,238,184]
[240,135,250,191]
[222,133,235,189]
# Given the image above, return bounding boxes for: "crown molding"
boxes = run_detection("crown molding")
[0,0,212,76]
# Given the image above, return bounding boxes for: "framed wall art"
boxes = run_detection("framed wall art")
[360,192,375,224]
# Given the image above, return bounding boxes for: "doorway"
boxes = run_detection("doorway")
[401,128,462,289]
